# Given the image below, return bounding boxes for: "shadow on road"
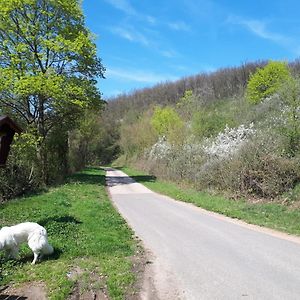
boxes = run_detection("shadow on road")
[104,167,156,188]
[106,175,156,187]
[69,169,106,186]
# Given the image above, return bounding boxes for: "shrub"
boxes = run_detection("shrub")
[240,154,299,198]
[144,123,300,200]
[119,110,157,158]
[279,78,300,156]
[202,123,256,159]
[196,130,300,198]
[0,132,41,201]
[190,96,249,140]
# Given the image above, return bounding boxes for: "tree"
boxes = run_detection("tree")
[246,61,291,104]
[176,90,199,120]
[0,0,105,182]
[151,106,184,144]
[119,109,156,157]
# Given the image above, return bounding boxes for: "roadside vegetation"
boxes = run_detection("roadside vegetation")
[109,61,300,208]
[0,168,139,300]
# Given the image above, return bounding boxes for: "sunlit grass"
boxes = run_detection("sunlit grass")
[0,168,137,299]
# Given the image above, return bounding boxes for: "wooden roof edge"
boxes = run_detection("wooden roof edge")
[0,115,23,133]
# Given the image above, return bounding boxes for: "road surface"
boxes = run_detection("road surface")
[106,168,300,300]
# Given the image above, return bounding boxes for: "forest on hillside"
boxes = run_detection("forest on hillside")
[106,60,300,202]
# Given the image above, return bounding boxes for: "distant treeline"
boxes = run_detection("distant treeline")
[107,60,300,117]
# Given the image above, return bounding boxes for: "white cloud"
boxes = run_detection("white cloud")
[160,49,178,58]
[244,20,280,41]
[107,67,178,83]
[168,21,191,32]
[105,0,156,25]
[110,27,150,46]
[104,0,136,15]
[227,15,300,54]
[183,0,219,21]
[110,26,181,58]
[146,16,157,24]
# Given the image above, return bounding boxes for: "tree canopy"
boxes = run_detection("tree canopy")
[246,61,291,104]
[151,106,184,144]
[0,0,105,137]
[0,0,105,184]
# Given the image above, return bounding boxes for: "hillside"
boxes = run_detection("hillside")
[106,61,265,118]
[105,60,300,203]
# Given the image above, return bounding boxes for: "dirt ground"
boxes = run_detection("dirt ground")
[0,282,47,300]
[0,246,159,300]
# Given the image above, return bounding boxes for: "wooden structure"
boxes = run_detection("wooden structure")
[0,116,22,166]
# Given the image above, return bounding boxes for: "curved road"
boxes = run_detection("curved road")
[106,168,300,300]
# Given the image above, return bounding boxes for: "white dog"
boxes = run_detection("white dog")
[0,222,54,264]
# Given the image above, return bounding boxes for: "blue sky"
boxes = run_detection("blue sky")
[82,0,300,99]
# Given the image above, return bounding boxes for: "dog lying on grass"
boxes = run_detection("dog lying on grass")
[0,222,53,264]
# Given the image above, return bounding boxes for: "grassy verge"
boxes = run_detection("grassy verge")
[0,168,138,300]
[121,166,300,236]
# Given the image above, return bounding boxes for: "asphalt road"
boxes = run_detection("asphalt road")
[106,168,300,300]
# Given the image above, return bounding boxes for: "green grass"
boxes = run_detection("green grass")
[122,166,300,236]
[0,168,137,299]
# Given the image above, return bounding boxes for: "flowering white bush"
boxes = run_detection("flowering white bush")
[202,123,256,159]
[148,123,256,161]
[149,137,172,160]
